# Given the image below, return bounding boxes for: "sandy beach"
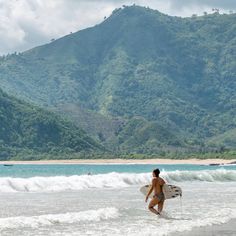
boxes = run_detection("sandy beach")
[0,158,235,165]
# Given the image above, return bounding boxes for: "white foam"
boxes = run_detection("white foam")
[0,207,119,230]
[0,169,235,193]
[146,208,236,236]
[162,169,236,182]
[0,172,151,193]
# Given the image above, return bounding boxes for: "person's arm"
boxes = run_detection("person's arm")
[145,179,155,202]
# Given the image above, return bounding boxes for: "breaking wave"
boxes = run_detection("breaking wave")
[0,169,235,192]
[0,207,119,230]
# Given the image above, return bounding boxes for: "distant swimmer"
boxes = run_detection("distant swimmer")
[145,168,165,215]
[87,172,92,175]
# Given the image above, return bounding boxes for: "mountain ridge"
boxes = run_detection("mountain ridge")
[0,5,236,154]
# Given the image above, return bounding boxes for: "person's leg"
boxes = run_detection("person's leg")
[148,198,159,215]
[158,200,164,213]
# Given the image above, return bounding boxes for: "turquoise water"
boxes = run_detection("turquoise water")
[1,164,236,177]
[0,163,236,235]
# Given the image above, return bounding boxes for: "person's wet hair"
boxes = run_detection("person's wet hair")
[153,168,160,177]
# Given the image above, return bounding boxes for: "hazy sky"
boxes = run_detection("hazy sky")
[0,0,236,55]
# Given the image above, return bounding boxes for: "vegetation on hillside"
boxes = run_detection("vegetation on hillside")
[0,89,103,160]
[0,5,236,157]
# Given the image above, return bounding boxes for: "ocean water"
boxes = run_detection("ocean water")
[0,163,236,236]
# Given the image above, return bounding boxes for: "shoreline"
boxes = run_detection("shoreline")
[0,158,235,165]
[172,219,236,236]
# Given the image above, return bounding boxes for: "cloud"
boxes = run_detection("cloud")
[169,0,236,9]
[0,0,116,55]
[0,0,235,55]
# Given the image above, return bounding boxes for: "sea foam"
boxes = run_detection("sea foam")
[0,169,235,193]
[0,207,119,230]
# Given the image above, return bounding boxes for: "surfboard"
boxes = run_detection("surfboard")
[140,184,182,200]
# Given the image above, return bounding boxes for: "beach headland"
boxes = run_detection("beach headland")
[0,158,235,165]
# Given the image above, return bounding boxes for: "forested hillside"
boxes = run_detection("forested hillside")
[0,89,102,160]
[0,5,235,154]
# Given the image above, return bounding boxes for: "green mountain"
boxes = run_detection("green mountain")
[0,5,236,153]
[208,128,236,149]
[114,117,184,153]
[0,89,103,160]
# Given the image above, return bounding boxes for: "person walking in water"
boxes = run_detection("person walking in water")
[145,168,165,215]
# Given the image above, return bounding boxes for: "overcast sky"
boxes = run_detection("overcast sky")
[0,0,236,55]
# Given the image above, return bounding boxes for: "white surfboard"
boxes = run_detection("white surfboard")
[140,184,182,200]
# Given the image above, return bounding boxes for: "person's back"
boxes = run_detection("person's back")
[145,169,165,215]
[152,176,165,196]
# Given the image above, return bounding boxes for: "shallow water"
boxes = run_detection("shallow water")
[0,164,236,235]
